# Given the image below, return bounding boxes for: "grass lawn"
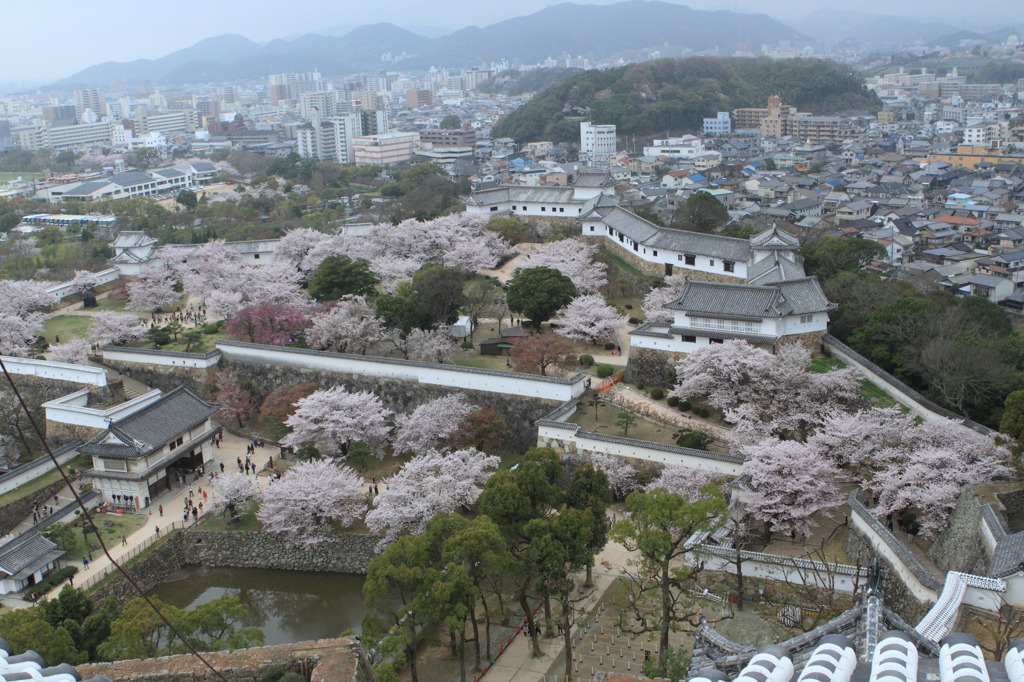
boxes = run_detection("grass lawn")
[0,172,44,182]
[90,297,129,312]
[807,355,900,409]
[452,351,517,372]
[0,455,91,507]
[40,315,94,343]
[808,356,846,373]
[63,513,149,562]
[199,504,262,532]
[572,401,685,447]
[600,248,654,281]
[129,329,228,354]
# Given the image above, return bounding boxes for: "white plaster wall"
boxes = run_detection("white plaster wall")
[44,389,163,429]
[850,508,940,604]
[0,446,82,496]
[216,342,586,401]
[0,356,107,386]
[101,347,221,369]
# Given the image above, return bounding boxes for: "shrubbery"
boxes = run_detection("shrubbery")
[596,364,615,378]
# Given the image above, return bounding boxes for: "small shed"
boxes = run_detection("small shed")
[479,327,527,356]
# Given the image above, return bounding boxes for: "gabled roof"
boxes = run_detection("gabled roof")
[110,231,157,248]
[747,252,807,285]
[80,386,217,459]
[749,224,799,250]
[667,278,834,318]
[0,530,60,577]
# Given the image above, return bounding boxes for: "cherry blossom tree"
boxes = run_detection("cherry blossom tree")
[589,453,639,499]
[555,294,629,344]
[521,238,607,294]
[209,472,256,521]
[89,312,148,346]
[865,418,1010,536]
[670,340,860,436]
[71,270,100,295]
[204,290,245,320]
[126,267,179,312]
[306,297,385,354]
[273,228,332,274]
[738,438,843,538]
[48,339,91,365]
[807,407,914,469]
[214,372,258,428]
[392,394,474,455]
[407,326,456,364]
[0,279,58,316]
[256,459,366,545]
[365,448,500,548]
[282,386,393,457]
[0,312,44,357]
[645,464,720,502]
[167,240,244,300]
[642,275,686,323]
[292,214,510,291]
[225,302,308,345]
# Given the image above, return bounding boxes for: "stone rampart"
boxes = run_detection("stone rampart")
[929,488,988,576]
[89,529,381,607]
[77,637,368,682]
[182,529,380,574]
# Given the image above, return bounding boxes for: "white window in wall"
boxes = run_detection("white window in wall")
[800,314,814,324]
[690,316,761,334]
[104,459,128,472]
[723,260,734,272]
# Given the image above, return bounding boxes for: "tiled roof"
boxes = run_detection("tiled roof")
[667,279,834,318]
[0,637,111,681]
[110,231,157,248]
[747,252,807,285]
[0,530,60,576]
[81,386,217,458]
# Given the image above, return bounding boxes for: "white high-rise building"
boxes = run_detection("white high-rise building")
[580,122,616,165]
[703,112,732,137]
[295,107,363,164]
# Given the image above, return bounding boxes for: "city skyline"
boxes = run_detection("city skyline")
[3,0,1022,85]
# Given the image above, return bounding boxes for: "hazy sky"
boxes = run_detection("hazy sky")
[3,0,1021,84]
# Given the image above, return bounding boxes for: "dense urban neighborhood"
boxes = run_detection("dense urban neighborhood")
[4,4,1024,682]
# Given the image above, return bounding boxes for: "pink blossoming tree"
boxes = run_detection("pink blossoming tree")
[737,437,843,538]
[256,459,366,545]
[306,297,385,354]
[89,312,148,346]
[365,447,500,548]
[48,339,92,365]
[282,386,393,457]
[645,464,720,502]
[225,302,308,345]
[555,294,629,344]
[209,472,256,521]
[521,238,607,294]
[392,394,475,456]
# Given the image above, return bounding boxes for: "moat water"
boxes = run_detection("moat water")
[149,566,367,645]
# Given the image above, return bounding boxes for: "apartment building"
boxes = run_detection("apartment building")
[580,122,616,164]
[352,132,418,166]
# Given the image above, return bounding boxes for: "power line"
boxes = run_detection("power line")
[0,356,229,682]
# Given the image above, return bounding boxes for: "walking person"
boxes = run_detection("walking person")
[158,504,163,517]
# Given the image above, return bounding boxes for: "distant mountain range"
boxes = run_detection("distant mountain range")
[53,1,805,89]
[787,9,1019,48]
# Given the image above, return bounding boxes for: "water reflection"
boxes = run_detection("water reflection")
[149,566,366,646]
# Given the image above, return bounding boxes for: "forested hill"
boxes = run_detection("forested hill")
[491,58,882,144]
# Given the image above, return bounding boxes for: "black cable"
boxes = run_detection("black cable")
[0,356,229,681]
